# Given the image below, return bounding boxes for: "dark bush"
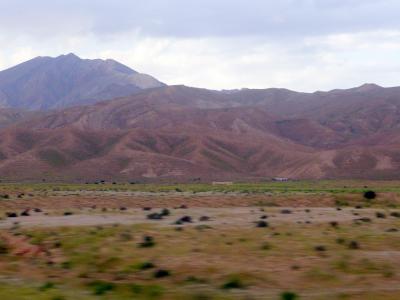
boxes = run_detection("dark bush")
[176,216,192,224]
[364,190,376,200]
[63,212,73,216]
[390,212,400,218]
[256,220,269,228]
[221,278,244,289]
[356,217,372,223]
[199,216,210,222]
[281,291,299,300]
[348,241,360,249]
[139,236,155,248]
[6,212,17,218]
[330,221,338,228]
[153,269,170,278]
[160,208,170,216]
[376,212,386,218]
[314,245,326,252]
[137,261,155,270]
[281,209,292,214]
[21,210,30,217]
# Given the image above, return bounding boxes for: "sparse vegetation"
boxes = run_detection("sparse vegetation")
[0,181,399,299]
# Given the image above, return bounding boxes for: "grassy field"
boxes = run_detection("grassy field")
[2,180,400,194]
[0,181,399,299]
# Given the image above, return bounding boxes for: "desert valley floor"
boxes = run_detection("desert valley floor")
[0,181,399,299]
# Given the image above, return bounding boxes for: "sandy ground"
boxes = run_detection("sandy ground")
[0,207,394,229]
[0,193,338,210]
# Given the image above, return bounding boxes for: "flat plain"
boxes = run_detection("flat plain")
[0,181,400,300]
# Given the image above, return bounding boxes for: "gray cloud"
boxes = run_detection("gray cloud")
[1,0,400,38]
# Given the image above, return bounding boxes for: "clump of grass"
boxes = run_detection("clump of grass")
[336,238,346,245]
[38,281,55,291]
[131,284,164,298]
[119,231,133,241]
[261,242,271,250]
[0,240,9,254]
[88,281,115,295]
[139,235,155,248]
[185,276,208,284]
[61,261,72,269]
[335,199,349,206]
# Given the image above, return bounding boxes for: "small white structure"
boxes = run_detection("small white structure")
[212,181,234,185]
[273,177,289,182]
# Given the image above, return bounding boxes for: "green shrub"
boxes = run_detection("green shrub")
[88,281,115,295]
[0,240,9,254]
[281,291,299,300]
[136,261,155,270]
[39,282,55,291]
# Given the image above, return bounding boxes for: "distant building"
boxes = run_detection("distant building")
[273,177,289,182]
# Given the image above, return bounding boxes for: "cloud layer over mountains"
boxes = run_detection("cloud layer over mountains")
[1,1,400,91]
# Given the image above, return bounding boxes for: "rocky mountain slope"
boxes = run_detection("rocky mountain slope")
[0,84,400,181]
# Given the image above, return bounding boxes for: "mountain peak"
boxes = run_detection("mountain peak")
[56,53,81,61]
[0,54,165,110]
[354,83,383,92]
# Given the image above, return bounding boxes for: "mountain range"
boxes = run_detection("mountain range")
[0,54,399,181]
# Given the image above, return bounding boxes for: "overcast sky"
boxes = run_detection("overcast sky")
[0,0,400,91]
